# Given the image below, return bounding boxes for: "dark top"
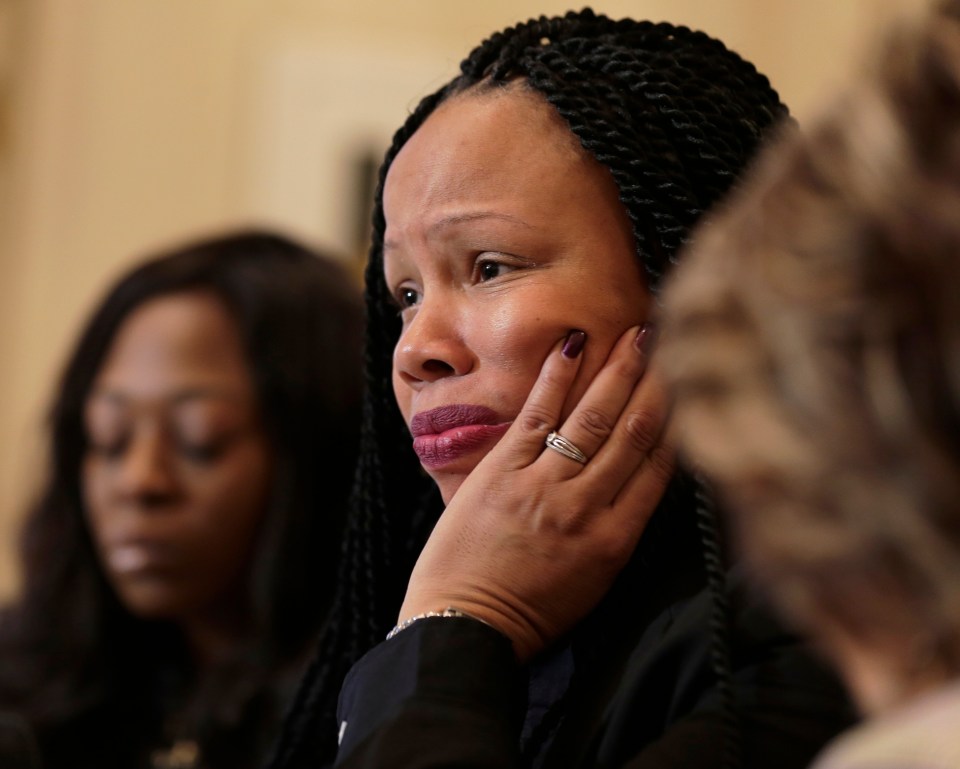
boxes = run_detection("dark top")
[0,635,301,769]
[334,566,855,768]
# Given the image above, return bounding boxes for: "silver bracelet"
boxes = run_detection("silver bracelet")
[385,607,468,641]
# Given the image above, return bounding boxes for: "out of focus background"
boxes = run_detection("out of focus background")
[0,0,926,601]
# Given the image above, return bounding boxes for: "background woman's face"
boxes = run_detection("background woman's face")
[82,291,272,630]
[384,88,651,503]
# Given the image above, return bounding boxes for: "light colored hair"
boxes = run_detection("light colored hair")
[661,0,960,682]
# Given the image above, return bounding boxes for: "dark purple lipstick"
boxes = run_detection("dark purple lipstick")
[410,404,510,468]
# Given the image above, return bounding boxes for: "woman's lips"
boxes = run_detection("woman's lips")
[411,404,511,468]
[104,540,174,575]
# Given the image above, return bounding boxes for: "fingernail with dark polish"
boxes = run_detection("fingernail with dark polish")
[635,322,657,355]
[562,329,586,359]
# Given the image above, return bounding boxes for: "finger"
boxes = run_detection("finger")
[543,323,653,473]
[497,329,587,468]
[579,365,670,495]
[609,431,676,522]
[581,439,675,576]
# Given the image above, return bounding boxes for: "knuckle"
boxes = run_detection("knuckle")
[561,497,592,534]
[539,367,568,393]
[553,511,587,537]
[613,356,643,382]
[519,404,555,436]
[537,490,591,535]
[622,409,660,454]
[586,527,635,577]
[604,349,646,387]
[574,407,615,441]
[646,443,677,482]
[599,527,634,560]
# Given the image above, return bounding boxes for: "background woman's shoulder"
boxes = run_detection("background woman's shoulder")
[812,680,960,769]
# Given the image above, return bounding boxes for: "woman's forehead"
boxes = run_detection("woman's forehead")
[382,88,612,235]
[391,88,583,180]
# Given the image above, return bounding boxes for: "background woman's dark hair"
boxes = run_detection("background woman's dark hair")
[268,10,788,767]
[0,230,364,769]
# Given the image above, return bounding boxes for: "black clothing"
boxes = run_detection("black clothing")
[335,566,854,769]
[0,638,300,769]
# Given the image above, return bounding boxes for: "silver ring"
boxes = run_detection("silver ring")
[545,431,588,464]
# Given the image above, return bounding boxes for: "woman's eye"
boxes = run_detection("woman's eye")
[477,259,512,282]
[88,439,127,460]
[179,443,223,464]
[396,286,420,309]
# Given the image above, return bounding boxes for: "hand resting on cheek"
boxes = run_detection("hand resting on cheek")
[398,324,675,661]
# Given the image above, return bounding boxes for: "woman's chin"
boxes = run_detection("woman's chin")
[425,455,490,504]
[430,468,472,506]
[416,425,509,503]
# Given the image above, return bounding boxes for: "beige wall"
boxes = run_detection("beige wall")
[0,0,927,600]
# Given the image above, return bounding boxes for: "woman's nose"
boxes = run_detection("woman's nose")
[393,297,474,386]
[116,427,177,504]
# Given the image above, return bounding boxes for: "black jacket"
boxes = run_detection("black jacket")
[334,562,854,768]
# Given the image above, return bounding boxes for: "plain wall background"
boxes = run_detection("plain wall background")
[0,0,927,600]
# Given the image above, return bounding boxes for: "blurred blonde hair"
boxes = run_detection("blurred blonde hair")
[662,0,960,680]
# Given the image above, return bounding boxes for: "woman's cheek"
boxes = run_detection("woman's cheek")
[391,364,413,424]
[81,460,107,524]
[473,275,604,365]
[481,300,564,374]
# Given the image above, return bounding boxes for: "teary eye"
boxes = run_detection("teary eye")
[397,286,420,308]
[477,259,512,281]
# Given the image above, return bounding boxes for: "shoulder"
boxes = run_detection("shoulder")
[812,681,960,769]
[613,565,836,700]
[592,567,855,769]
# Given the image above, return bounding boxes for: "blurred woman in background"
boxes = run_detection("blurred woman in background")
[0,230,364,769]
[663,1,960,766]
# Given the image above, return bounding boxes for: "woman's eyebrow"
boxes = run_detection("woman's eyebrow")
[169,388,243,406]
[86,388,127,405]
[86,387,242,406]
[383,211,537,256]
[427,211,536,234]
[383,211,538,256]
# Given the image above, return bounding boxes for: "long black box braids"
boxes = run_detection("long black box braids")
[266,10,788,769]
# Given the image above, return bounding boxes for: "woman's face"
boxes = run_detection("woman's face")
[82,291,272,630]
[384,87,651,504]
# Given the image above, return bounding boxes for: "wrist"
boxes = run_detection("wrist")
[386,606,483,641]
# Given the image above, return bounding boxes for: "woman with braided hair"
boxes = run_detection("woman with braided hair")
[269,10,853,769]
